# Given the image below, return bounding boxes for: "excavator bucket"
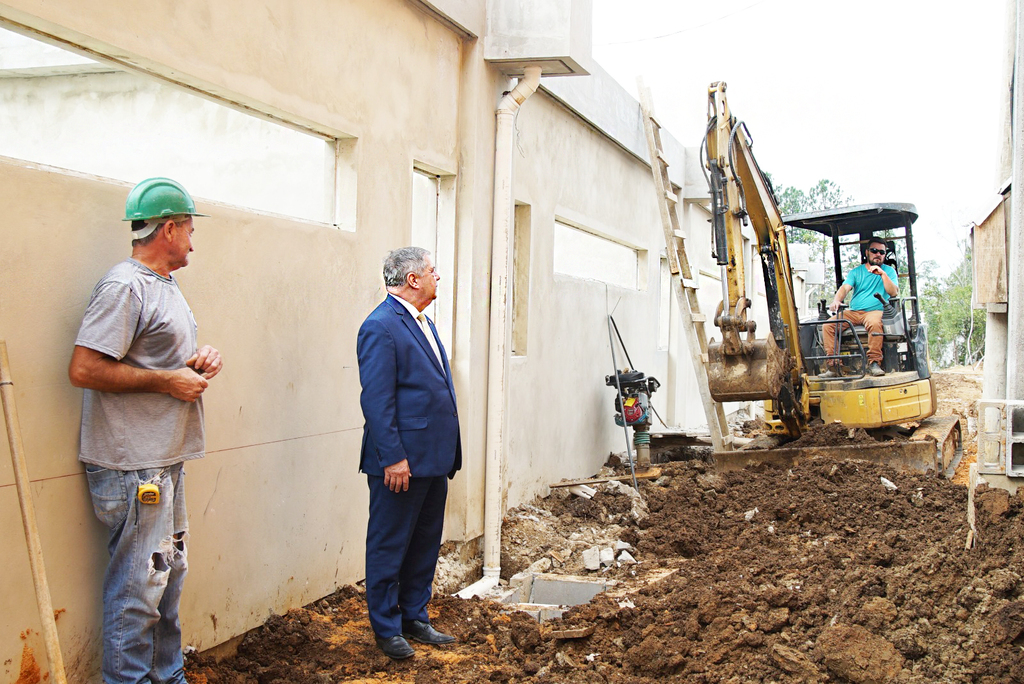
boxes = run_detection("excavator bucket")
[706,335,793,403]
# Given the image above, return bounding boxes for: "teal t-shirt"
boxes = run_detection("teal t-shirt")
[844,263,898,311]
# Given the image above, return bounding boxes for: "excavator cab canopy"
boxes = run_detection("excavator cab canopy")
[783,203,920,300]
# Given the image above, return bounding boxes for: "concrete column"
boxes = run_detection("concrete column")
[984,307,1009,400]
[1007,0,1024,400]
[1000,0,1017,182]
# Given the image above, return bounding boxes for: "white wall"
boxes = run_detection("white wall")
[0,1,772,681]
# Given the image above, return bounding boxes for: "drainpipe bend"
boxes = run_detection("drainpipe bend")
[483,66,542,581]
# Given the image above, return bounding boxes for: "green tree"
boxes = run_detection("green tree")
[773,178,854,215]
[767,176,854,304]
[918,243,985,367]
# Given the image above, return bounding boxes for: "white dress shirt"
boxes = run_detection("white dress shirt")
[390,294,445,373]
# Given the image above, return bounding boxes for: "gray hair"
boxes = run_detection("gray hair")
[383,246,431,287]
[131,214,189,247]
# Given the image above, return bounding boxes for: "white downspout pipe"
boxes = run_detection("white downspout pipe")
[460,66,541,598]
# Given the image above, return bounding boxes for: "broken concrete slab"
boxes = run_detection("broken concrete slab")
[583,546,601,570]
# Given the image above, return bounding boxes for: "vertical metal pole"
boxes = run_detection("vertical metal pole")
[607,317,640,492]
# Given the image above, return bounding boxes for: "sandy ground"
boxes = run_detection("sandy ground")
[187,369,1024,683]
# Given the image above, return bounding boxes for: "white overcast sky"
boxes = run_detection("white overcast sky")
[592,0,1011,277]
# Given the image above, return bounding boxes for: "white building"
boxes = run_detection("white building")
[0,1,769,679]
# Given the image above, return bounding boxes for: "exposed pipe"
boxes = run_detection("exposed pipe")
[1008,0,1024,400]
[479,66,542,589]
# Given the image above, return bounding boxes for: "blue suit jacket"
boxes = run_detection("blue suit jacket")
[357,295,461,479]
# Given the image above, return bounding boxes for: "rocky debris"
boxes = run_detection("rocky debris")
[582,546,601,571]
[617,550,637,565]
[526,557,551,574]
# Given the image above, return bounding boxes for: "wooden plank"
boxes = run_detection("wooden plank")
[973,198,1008,304]
[549,468,662,489]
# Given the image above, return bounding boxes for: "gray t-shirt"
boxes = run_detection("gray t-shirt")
[75,258,205,470]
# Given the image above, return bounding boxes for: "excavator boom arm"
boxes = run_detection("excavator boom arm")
[704,82,808,436]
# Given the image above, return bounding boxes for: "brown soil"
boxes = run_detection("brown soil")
[785,421,897,448]
[187,371,1013,683]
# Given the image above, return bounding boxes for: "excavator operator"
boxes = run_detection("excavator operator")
[820,236,899,378]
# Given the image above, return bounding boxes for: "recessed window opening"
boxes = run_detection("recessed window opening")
[411,166,455,356]
[553,219,639,290]
[658,258,670,350]
[0,26,342,225]
[512,204,532,356]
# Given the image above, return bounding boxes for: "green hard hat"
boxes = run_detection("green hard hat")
[123,177,209,222]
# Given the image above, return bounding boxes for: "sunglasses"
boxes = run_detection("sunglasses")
[868,248,886,255]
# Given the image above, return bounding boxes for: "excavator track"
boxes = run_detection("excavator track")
[713,415,963,477]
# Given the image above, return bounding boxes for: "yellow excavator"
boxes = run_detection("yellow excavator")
[703,82,961,475]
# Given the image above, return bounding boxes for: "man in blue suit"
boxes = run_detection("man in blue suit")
[357,246,462,660]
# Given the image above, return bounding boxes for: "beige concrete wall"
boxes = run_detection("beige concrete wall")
[505,92,674,503]
[0,1,774,681]
[0,0,485,679]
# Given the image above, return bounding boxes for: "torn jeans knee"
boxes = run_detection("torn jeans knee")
[148,530,189,578]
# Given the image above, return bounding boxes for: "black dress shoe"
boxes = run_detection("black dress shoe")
[402,620,456,645]
[375,635,415,660]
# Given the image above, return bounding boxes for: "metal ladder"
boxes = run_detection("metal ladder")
[637,80,732,453]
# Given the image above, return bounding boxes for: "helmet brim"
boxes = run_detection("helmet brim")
[122,212,211,221]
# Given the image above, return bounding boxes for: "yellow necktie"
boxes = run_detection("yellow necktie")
[417,313,445,372]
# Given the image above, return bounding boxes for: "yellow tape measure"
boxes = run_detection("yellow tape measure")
[138,483,160,505]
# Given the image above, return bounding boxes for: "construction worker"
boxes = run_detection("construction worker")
[357,247,461,660]
[69,178,222,684]
[821,236,899,378]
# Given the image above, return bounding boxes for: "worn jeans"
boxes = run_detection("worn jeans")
[86,462,189,684]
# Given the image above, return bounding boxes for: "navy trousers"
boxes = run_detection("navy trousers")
[365,474,448,638]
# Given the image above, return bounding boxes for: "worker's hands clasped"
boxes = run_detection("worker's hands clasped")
[167,367,208,402]
[384,459,412,492]
[168,346,222,402]
[188,345,223,379]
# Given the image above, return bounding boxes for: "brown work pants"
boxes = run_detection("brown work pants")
[822,309,884,365]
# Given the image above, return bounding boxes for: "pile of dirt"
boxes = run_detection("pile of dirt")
[188,460,1023,683]
[785,421,894,448]
[187,370,1010,683]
